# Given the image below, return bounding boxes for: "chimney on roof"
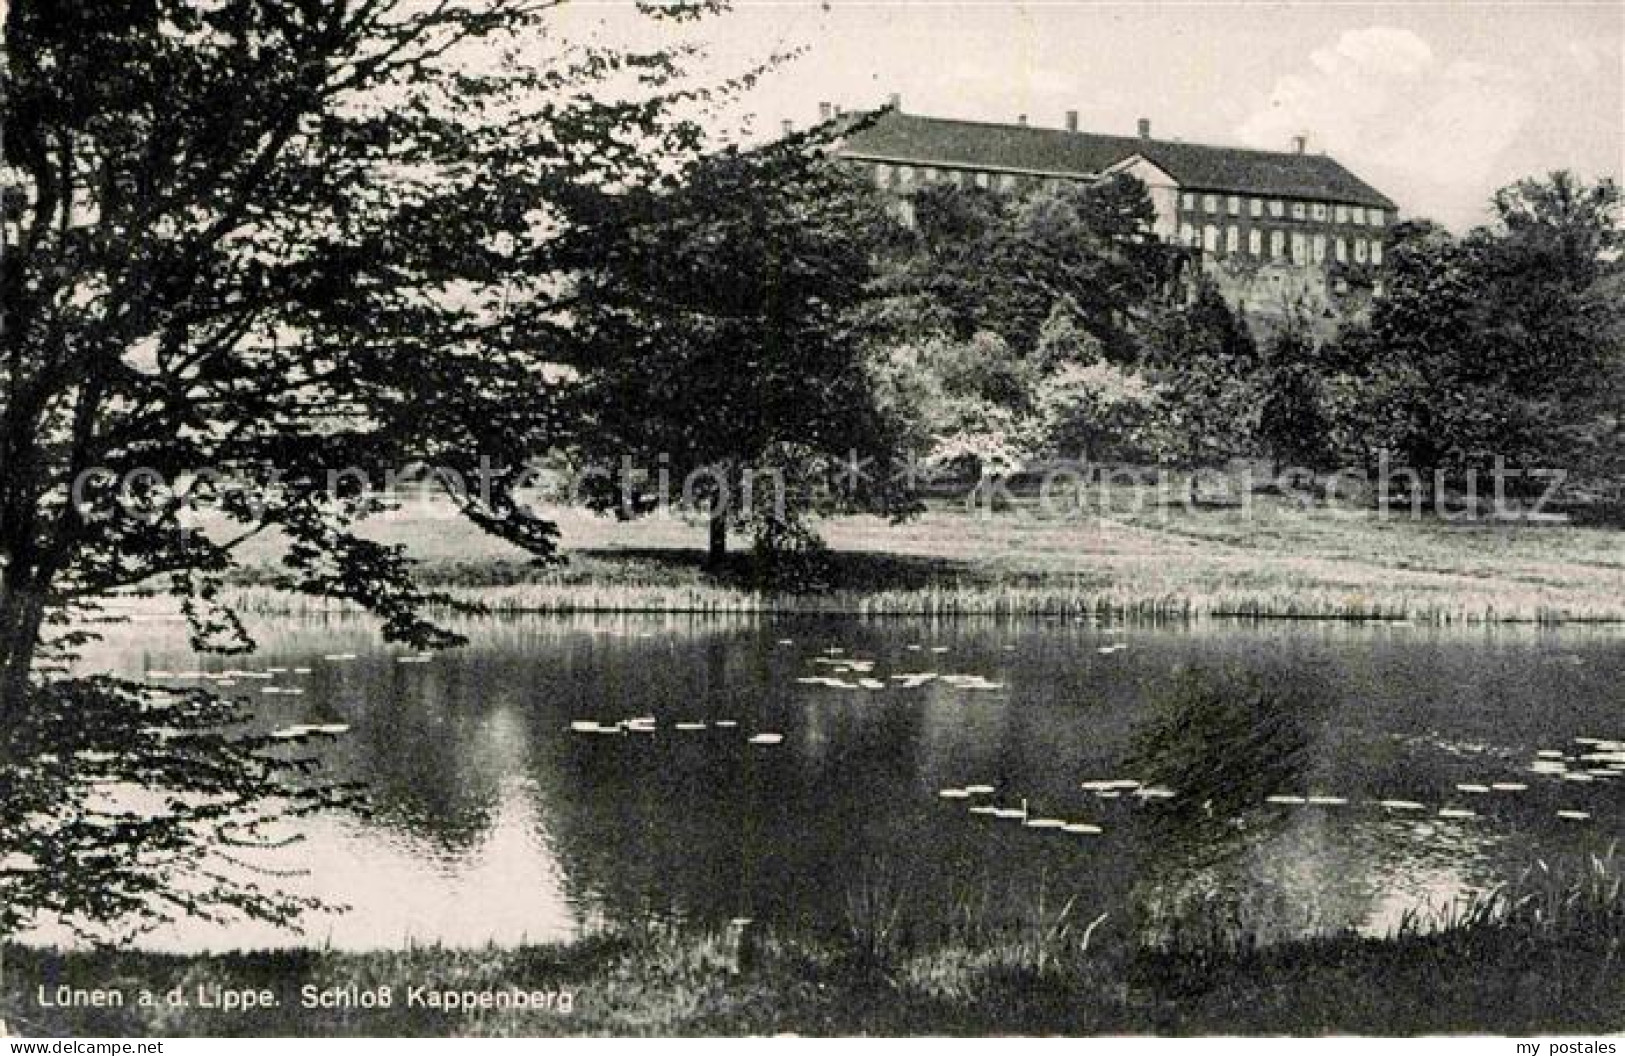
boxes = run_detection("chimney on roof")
[1292,134,1307,154]
[1017,113,1028,126]
[818,101,833,122]
[781,119,793,137]
[1137,118,1151,140]
[1065,110,1079,132]
[888,92,901,111]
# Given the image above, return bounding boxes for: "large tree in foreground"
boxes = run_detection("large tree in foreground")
[0,0,737,702]
[0,0,737,937]
[558,137,920,569]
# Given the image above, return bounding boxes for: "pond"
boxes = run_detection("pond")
[29,614,1625,952]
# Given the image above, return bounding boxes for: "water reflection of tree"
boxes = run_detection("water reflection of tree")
[341,660,509,856]
[1123,663,1327,947]
[1,679,349,944]
[530,629,951,939]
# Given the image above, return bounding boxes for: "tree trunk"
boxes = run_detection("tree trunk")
[705,517,727,570]
[0,580,46,724]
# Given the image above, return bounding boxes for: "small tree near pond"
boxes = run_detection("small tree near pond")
[558,137,921,572]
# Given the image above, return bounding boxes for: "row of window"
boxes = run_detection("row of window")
[1177,222,1383,266]
[1179,191,1385,227]
[871,161,1060,193]
[865,160,1391,253]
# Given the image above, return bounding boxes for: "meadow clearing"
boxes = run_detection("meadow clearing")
[211,485,1625,624]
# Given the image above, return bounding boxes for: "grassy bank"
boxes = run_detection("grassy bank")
[194,489,1625,623]
[7,852,1623,1037]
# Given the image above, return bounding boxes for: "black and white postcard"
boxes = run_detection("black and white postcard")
[1,0,1622,1043]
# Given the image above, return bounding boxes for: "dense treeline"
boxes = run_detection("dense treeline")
[855,170,1624,502]
[563,149,1622,560]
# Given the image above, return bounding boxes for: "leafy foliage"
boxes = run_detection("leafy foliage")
[1140,280,1260,488]
[862,174,1179,480]
[877,175,1176,359]
[1031,360,1157,465]
[867,333,1040,480]
[558,138,921,566]
[1324,175,1624,490]
[1255,306,1335,473]
[0,0,747,935]
[0,679,357,941]
[0,0,737,694]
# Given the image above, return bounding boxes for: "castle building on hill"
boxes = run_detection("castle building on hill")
[825,100,1398,315]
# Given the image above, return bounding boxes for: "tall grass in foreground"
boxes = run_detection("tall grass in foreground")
[1396,845,1625,941]
[888,846,1625,1030]
[5,849,1624,1036]
[207,579,1625,624]
[853,846,1625,981]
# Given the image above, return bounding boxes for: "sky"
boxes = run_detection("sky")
[556,0,1623,232]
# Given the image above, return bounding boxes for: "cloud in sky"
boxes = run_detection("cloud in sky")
[1235,28,1535,229]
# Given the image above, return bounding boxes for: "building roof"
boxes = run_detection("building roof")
[835,109,1396,211]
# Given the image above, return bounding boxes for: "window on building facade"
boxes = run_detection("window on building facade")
[874,163,893,188]
[1226,225,1239,253]
[1248,228,1262,256]
[1335,237,1348,263]
[1311,203,1327,221]
[921,166,937,182]
[897,165,914,186]
[1180,222,1197,247]
[1335,204,1349,224]
[1182,192,1196,211]
[1270,230,1285,259]
[1203,225,1219,252]
[1351,206,1366,225]
[1354,238,1368,262]
[999,173,1017,192]
[1312,233,1326,263]
[1291,202,1306,220]
[1369,210,1385,228]
[1370,240,1384,265]
[1269,200,1284,218]
[975,171,990,188]
[1290,232,1306,263]
[1227,196,1240,215]
[1250,198,1263,218]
